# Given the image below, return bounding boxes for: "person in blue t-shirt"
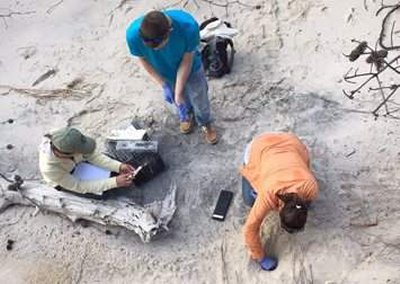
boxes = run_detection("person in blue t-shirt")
[126,10,218,144]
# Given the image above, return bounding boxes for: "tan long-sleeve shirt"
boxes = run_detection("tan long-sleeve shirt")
[240,133,319,261]
[39,138,122,195]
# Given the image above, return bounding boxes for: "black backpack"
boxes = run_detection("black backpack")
[200,18,235,78]
[104,121,165,187]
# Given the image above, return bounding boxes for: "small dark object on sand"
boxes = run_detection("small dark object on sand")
[7,175,23,191]
[66,78,84,89]
[7,119,14,124]
[366,50,387,70]
[7,184,17,191]
[77,219,90,228]
[6,239,14,251]
[349,41,368,62]
[6,144,13,150]
[32,69,57,87]
[14,175,22,183]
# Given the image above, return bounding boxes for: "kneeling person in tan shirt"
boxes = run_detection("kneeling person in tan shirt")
[240,133,319,271]
[39,127,135,197]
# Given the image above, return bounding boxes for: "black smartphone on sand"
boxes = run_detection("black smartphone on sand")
[212,190,234,221]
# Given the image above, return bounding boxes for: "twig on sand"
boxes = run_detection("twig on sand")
[0,208,27,227]
[46,0,63,14]
[165,0,259,9]
[84,83,104,105]
[0,10,35,18]
[67,108,103,127]
[371,84,400,117]
[108,0,133,16]
[0,172,13,183]
[107,0,134,26]
[376,3,400,51]
[74,244,89,284]
[199,0,256,8]
[220,239,229,284]
[0,9,35,28]
[32,69,57,87]
[343,3,400,118]
[114,0,132,10]
[309,265,314,284]
[0,84,89,100]
[345,149,356,158]
[292,242,314,284]
[350,216,378,228]
[363,0,368,11]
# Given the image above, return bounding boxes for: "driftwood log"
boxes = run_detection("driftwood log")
[0,180,176,242]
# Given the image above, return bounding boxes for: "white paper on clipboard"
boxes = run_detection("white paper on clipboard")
[72,162,111,181]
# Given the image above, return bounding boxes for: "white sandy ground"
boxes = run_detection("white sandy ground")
[0,0,400,283]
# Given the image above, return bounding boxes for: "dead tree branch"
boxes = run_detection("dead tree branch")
[0,10,35,18]
[377,4,400,50]
[0,9,35,28]
[371,84,400,116]
[165,0,260,9]
[0,180,176,242]
[343,53,399,98]
[46,0,63,14]
[0,84,90,100]
[32,69,57,87]
[343,2,400,120]
[196,0,256,8]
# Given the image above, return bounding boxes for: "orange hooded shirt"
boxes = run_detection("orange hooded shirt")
[240,133,318,261]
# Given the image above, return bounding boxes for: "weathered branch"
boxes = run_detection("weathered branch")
[46,0,63,14]
[0,181,176,242]
[343,54,400,99]
[374,75,389,114]
[377,4,400,50]
[343,12,400,118]
[0,9,35,28]
[344,67,376,83]
[0,10,35,18]
[372,85,400,116]
[165,0,260,9]
[197,0,255,8]
[32,69,57,87]
[0,84,90,100]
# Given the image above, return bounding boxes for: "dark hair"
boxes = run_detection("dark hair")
[140,11,170,40]
[277,193,309,234]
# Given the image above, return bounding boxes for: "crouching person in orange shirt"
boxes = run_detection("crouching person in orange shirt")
[240,132,319,271]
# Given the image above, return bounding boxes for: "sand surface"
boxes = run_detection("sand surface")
[1,0,400,283]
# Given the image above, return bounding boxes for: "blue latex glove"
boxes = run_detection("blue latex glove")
[177,103,189,121]
[162,82,174,104]
[259,257,278,271]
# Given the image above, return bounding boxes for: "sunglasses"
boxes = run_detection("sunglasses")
[139,28,171,46]
[141,36,167,45]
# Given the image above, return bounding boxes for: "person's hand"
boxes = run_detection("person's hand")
[162,82,174,104]
[259,257,278,271]
[116,173,133,187]
[120,163,135,174]
[177,103,189,121]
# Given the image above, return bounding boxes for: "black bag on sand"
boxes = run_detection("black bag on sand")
[105,141,165,186]
[200,17,235,78]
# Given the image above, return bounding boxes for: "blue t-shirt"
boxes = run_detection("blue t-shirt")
[126,10,202,84]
